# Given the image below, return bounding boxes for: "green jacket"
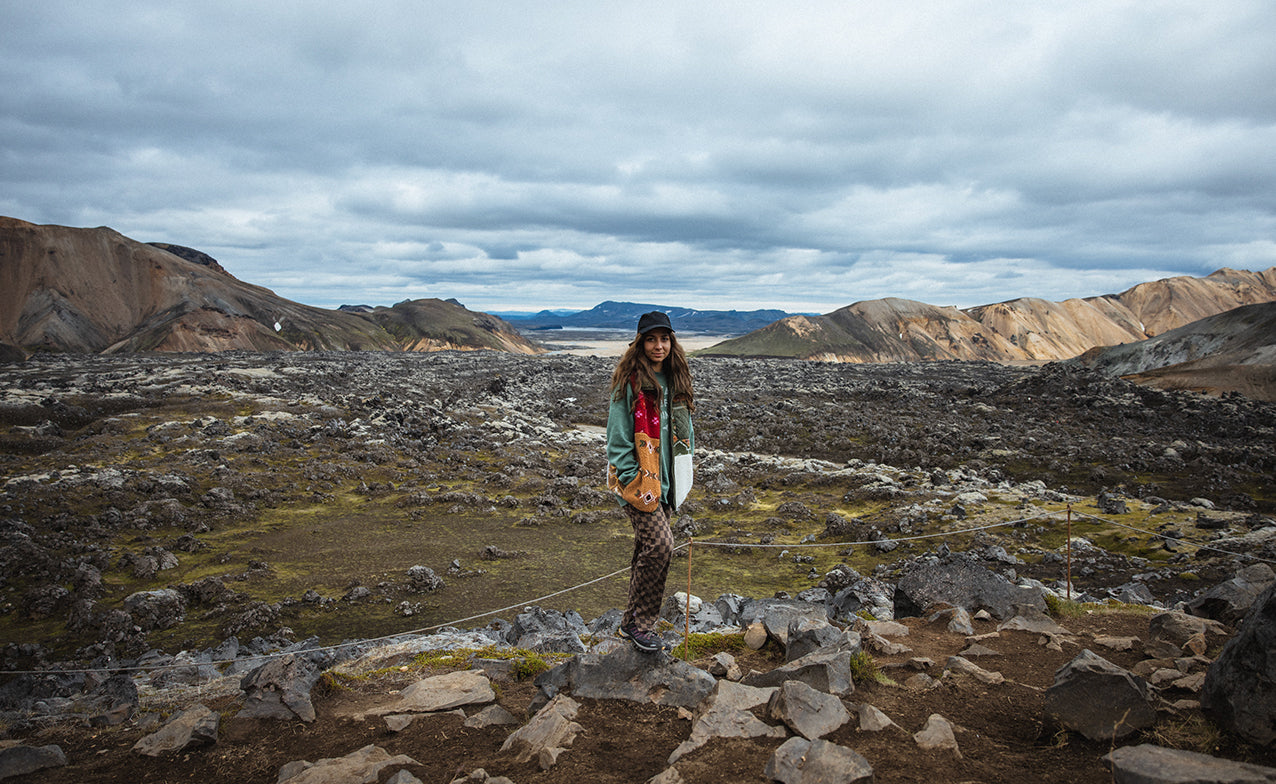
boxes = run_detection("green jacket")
[606,371,695,509]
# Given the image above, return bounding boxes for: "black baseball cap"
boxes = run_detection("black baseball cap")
[636,311,674,335]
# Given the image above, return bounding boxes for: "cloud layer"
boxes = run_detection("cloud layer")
[3,1,1275,313]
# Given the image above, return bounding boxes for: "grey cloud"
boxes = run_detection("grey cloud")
[2,1,1274,313]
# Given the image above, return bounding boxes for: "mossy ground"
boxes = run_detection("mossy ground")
[0,357,1264,662]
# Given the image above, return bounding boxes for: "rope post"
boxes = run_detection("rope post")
[683,537,693,661]
[1066,504,1073,602]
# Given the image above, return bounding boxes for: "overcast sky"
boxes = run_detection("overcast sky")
[3,2,1275,314]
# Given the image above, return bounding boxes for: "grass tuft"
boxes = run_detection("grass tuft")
[408,644,572,680]
[1148,713,1224,755]
[314,670,364,695]
[1045,594,1159,619]
[677,631,748,661]
[849,649,893,686]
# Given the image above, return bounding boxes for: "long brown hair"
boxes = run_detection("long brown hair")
[609,329,695,411]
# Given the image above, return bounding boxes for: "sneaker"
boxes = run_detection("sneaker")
[619,622,664,652]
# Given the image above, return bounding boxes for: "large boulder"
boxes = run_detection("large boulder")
[132,703,220,756]
[123,588,187,631]
[0,744,67,779]
[764,737,874,784]
[784,617,860,662]
[277,744,419,784]
[743,650,855,696]
[830,577,896,622]
[237,654,322,722]
[499,694,582,768]
[661,592,725,634]
[669,680,786,764]
[739,599,831,650]
[1104,744,1276,784]
[1146,610,1229,659]
[1201,584,1276,746]
[768,680,851,740]
[894,555,1046,620]
[535,645,715,709]
[1186,563,1276,626]
[507,606,588,654]
[364,670,496,718]
[713,593,749,626]
[406,565,445,593]
[1045,649,1157,742]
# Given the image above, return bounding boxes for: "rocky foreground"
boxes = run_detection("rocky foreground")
[1,351,1275,782]
[1,575,1274,783]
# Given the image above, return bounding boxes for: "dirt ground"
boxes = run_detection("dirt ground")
[10,611,1275,784]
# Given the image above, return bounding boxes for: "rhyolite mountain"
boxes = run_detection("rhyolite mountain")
[702,267,1276,363]
[1072,300,1276,401]
[0,218,542,356]
[505,300,801,333]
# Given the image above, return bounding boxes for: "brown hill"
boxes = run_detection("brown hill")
[1073,301,1276,401]
[703,266,1276,363]
[0,218,543,356]
[705,298,1027,362]
[364,298,547,354]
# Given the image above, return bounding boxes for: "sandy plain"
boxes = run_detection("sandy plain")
[531,330,733,357]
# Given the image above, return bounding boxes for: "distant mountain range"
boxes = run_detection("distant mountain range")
[703,267,1276,363]
[0,218,541,356]
[3,217,1274,399]
[502,301,803,333]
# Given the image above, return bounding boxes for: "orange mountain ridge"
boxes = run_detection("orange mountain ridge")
[703,267,1276,363]
[0,218,542,356]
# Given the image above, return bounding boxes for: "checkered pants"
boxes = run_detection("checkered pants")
[622,501,674,632]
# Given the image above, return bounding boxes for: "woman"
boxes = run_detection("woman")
[606,311,695,652]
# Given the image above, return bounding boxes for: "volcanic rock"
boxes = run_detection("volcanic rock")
[913,713,962,758]
[1186,563,1276,626]
[669,680,786,763]
[237,654,322,722]
[894,555,1046,620]
[507,606,588,654]
[1046,649,1157,741]
[385,670,496,715]
[132,703,219,756]
[535,645,715,709]
[767,679,852,739]
[122,589,186,631]
[277,743,419,784]
[0,743,68,779]
[1201,584,1276,746]
[499,693,582,768]
[764,737,875,784]
[1104,744,1276,784]
[743,650,855,696]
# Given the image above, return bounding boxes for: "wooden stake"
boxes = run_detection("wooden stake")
[683,538,693,661]
[1066,504,1073,602]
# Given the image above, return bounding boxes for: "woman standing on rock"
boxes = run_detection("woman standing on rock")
[606,311,695,652]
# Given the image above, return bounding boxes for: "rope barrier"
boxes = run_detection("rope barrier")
[0,560,650,678]
[2,506,1271,682]
[685,511,1054,551]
